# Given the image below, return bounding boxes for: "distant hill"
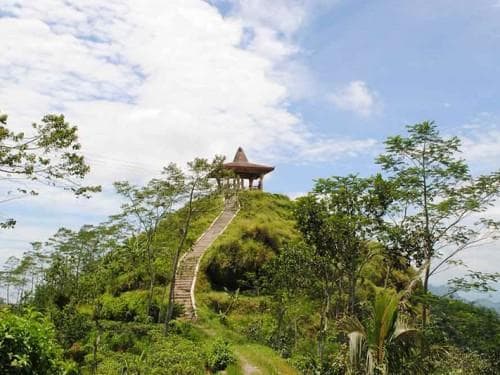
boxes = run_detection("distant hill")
[473,298,500,313]
[430,284,500,313]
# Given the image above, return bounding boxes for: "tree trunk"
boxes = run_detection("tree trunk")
[422,261,431,329]
[144,235,156,321]
[383,264,392,288]
[165,185,196,333]
[318,287,331,366]
[164,244,182,330]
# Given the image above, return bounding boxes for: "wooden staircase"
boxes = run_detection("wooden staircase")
[173,198,239,319]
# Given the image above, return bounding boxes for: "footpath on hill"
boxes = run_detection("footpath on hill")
[174,193,298,374]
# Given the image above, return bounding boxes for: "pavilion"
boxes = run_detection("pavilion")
[223,147,274,190]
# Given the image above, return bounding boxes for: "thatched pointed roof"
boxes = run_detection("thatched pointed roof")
[223,147,275,177]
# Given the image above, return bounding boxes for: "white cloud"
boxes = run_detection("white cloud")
[328,80,381,117]
[294,136,377,162]
[462,130,500,169]
[0,0,376,262]
[216,0,337,99]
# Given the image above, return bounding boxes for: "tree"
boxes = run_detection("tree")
[113,164,185,319]
[0,256,26,304]
[263,242,316,354]
[295,175,388,363]
[164,157,221,329]
[376,121,500,329]
[0,110,100,228]
[341,288,418,375]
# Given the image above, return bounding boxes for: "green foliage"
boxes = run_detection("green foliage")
[81,325,207,374]
[0,309,74,374]
[432,347,493,375]
[99,290,156,322]
[426,295,500,372]
[202,191,298,291]
[3,122,498,375]
[146,333,206,375]
[376,121,500,296]
[101,194,223,296]
[50,303,91,349]
[341,288,419,375]
[205,337,236,371]
[0,110,99,227]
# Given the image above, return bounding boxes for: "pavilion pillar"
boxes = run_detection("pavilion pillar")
[249,178,254,190]
[258,175,264,190]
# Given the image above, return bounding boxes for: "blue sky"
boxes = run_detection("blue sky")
[260,0,500,193]
[0,0,499,297]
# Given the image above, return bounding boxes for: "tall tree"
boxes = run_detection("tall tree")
[113,164,185,319]
[0,256,21,304]
[263,242,316,354]
[164,157,221,329]
[0,110,100,228]
[376,121,500,329]
[295,175,387,364]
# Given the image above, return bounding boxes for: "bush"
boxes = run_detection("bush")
[205,337,235,372]
[202,191,299,291]
[148,334,206,375]
[433,347,493,375]
[50,303,91,349]
[0,308,73,374]
[105,331,137,352]
[100,291,154,322]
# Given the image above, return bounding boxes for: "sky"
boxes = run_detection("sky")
[1,0,499,297]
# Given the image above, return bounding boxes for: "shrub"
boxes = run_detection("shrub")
[105,331,137,352]
[67,342,86,364]
[148,334,205,375]
[100,291,153,322]
[205,337,235,372]
[0,308,73,374]
[50,303,91,349]
[202,191,299,291]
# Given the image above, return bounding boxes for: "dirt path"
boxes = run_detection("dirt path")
[196,324,263,374]
[238,354,262,375]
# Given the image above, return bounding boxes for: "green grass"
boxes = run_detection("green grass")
[190,192,301,374]
[73,192,301,373]
[225,362,243,375]
[234,343,298,375]
[102,194,224,295]
[198,191,299,292]
[194,305,298,375]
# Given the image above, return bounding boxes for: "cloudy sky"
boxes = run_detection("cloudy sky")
[1,0,499,293]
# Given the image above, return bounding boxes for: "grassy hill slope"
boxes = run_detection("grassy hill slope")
[71,191,300,374]
[21,190,498,374]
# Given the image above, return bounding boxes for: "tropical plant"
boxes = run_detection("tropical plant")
[295,175,389,363]
[0,308,75,374]
[341,288,418,375]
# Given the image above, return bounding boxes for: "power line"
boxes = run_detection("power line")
[82,152,162,174]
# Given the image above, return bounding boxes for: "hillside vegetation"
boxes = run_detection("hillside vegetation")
[2,122,499,374]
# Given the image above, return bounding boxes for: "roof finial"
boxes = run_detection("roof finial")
[233,147,248,163]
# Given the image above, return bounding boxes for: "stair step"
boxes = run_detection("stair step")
[172,203,238,320]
